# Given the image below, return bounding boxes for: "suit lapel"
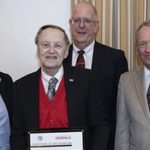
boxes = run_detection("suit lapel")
[63,64,89,127]
[28,69,41,128]
[0,75,6,102]
[135,67,150,124]
[91,42,107,70]
[92,42,100,70]
[63,65,75,126]
[0,76,3,97]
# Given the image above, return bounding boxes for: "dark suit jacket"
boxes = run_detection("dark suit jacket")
[64,41,128,149]
[0,72,13,121]
[11,64,110,150]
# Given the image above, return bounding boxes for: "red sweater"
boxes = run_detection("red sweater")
[39,76,69,128]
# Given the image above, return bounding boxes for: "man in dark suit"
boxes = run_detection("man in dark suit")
[0,72,13,150]
[11,24,110,150]
[64,1,128,149]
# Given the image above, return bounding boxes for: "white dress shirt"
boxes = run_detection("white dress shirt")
[72,40,95,69]
[41,66,64,94]
[0,95,10,150]
[144,66,150,94]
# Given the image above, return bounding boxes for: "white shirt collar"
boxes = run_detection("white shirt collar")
[41,66,63,81]
[72,40,95,69]
[144,66,150,80]
[41,66,64,92]
[73,40,95,54]
[144,66,150,92]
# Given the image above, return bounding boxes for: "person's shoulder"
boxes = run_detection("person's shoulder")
[14,69,40,85]
[0,71,13,82]
[120,66,142,81]
[95,41,125,55]
[0,71,11,78]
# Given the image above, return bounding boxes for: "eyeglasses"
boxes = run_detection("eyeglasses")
[137,40,150,49]
[70,18,97,26]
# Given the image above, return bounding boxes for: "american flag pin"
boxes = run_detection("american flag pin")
[69,78,74,82]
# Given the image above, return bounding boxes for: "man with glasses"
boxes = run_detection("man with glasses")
[115,20,150,150]
[64,1,128,149]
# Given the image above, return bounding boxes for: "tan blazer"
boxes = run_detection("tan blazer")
[115,66,150,150]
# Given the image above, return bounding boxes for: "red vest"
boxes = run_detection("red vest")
[39,76,69,128]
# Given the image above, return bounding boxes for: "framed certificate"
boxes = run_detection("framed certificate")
[28,128,85,150]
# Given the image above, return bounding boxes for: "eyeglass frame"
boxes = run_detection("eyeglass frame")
[70,17,98,26]
[137,40,150,50]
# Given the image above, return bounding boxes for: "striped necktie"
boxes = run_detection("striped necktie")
[47,77,58,100]
[75,50,85,68]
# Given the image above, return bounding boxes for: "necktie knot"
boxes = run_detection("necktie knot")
[78,50,85,55]
[47,77,58,100]
[76,50,85,68]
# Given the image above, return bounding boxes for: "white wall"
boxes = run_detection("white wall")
[0,0,71,81]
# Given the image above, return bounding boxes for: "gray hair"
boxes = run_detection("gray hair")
[35,24,70,47]
[135,20,150,45]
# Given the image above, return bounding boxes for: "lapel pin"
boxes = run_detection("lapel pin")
[69,78,74,82]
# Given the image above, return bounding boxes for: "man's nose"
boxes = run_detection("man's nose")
[48,45,55,53]
[79,20,86,27]
[145,41,150,52]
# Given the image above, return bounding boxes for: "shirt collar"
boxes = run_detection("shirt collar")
[144,66,150,80]
[73,40,95,55]
[41,66,64,83]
